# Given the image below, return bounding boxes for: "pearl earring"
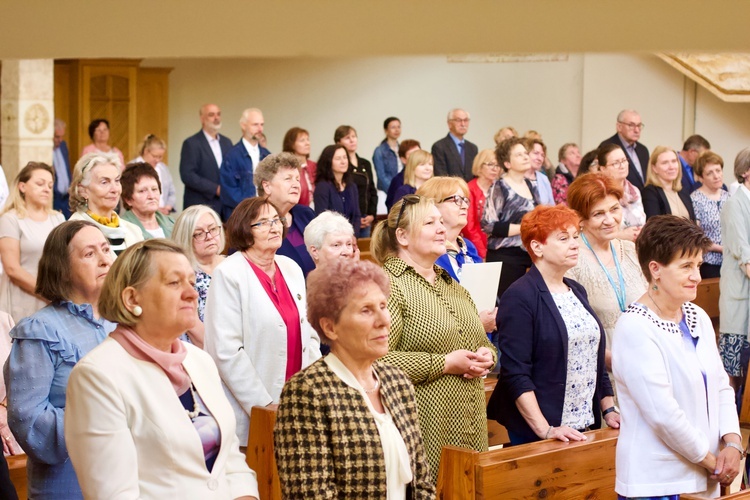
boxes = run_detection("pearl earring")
[132,305,143,317]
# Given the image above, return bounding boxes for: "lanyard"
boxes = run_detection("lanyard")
[580,233,627,312]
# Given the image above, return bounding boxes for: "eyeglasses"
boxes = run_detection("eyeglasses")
[450,118,470,124]
[606,158,629,168]
[249,217,283,230]
[483,162,501,169]
[192,226,221,241]
[618,121,645,130]
[395,195,420,228]
[441,194,471,207]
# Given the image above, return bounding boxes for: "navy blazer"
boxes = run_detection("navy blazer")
[431,134,478,182]
[53,141,71,218]
[219,140,271,221]
[179,130,233,212]
[599,134,650,191]
[641,184,696,222]
[313,181,361,237]
[278,204,317,277]
[487,265,613,443]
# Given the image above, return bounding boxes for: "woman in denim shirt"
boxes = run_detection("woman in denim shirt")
[5,221,116,499]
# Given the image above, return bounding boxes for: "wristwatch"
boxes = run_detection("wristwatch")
[602,406,619,417]
[724,441,747,458]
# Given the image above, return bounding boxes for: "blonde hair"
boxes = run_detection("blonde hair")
[69,152,122,213]
[646,146,683,192]
[370,195,436,264]
[416,176,469,202]
[403,150,433,187]
[138,134,166,156]
[2,162,56,217]
[471,149,496,177]
[493,126,518,145]
[98,239,187,326]
[171,205,225,269]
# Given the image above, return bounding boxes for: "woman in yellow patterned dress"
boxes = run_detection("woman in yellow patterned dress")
[370,194,497,479]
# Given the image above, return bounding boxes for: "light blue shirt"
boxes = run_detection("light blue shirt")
[5,301,116,499]
[535,170,555,205]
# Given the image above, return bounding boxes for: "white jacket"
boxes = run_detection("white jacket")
[65,338,259,499]
[613,302,740,498]
[204,252,321,444]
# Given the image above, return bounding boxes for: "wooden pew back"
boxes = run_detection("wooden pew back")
[437,428,619,499]
[246,405,281,500]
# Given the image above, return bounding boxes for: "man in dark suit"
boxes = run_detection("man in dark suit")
[599,109,649,191]
[220,108,271,221]
[678,134,711,195]
[431,108,478,182]
[179,103,233,212]
[52,119,72,218]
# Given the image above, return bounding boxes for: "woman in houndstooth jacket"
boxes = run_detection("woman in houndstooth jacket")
[274,259,434,499]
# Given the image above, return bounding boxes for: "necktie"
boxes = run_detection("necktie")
[458,141,465,166]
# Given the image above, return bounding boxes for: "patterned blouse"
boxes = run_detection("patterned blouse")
[195,269,212,322]
[552,290,600,430]
[481,178,538,251]
[381,257,497,477]
[691,189,728,266]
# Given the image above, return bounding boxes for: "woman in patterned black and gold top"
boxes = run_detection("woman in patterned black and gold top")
[370,195,497,478]
[274,259,434,499]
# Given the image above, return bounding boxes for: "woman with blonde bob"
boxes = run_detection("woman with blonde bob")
[371,195,496,477]
[171,205,226,347]
[65,239,260,499]
[391,150,434,207]
[69,152,143,256]
[0,162,65,322]
[461,149,501,259]
[642,146,696,221]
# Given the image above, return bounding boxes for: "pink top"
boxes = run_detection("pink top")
[461,178,488,259]
[81,144,126,169]
[246,259,302,381]
[0,312,14,401]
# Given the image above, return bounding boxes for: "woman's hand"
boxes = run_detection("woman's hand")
[361,215,374,228]
[464,347,495,378]
[603,410,620,429]
[617,225,641,242]
[545,425,587,443]
[745,262,750,279]
[443,350,479,376]
[479,308,498,333]
[0,406,20,455]
[711,438,743,486]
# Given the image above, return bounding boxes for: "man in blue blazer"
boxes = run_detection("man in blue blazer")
[179,104,233,213]
[52,119,72,218]
[599,109,650,191]
[431,108,478,182]
[677,134,711,195]
[220,108,271,221]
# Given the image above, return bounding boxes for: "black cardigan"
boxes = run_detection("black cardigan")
[641,184,696,222]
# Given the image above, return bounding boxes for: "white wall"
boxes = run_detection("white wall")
[144,53,750,211]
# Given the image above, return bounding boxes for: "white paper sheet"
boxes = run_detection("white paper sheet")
[460,262,503,311]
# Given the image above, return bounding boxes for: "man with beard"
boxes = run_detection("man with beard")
[180,103,233,212]
[220,108,271,221]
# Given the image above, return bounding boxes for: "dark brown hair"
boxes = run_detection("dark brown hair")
[36,220,101,302]
[635,215,712,281]
[282,127,309,157]
[225,196,287,251]
[495,137,526,168]
[121,162,161,210]
[596,143,624,169]
[694,150,724,178]
[398,139,421,160]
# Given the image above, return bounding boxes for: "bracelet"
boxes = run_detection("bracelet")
[545,426,553,439]
[724,442,747,458]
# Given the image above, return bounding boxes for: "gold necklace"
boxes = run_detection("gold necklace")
[648,290,680,323]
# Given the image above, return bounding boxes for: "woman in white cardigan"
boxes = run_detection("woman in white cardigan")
[204,197,321,446]
[65,239,259,499]
[612,215,741,499]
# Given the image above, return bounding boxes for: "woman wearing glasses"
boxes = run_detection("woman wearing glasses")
[171,205,226,347]
[462,149,501,259]
[204,197,321,446]
[371,195,497,477]
[596,144,646,242]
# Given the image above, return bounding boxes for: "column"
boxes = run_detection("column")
[1,59,54,179]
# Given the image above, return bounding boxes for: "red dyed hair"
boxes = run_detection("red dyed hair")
[567,173,624,220]
[521,205,581,262]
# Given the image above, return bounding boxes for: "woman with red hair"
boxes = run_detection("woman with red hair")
[487,204,619,445]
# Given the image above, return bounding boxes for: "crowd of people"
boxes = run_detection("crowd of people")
[0,103,745,499]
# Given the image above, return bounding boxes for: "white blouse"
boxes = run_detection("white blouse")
[324,354,412,500]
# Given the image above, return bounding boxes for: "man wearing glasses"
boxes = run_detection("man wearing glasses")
[599,109,650,191]
[432,108,478,182]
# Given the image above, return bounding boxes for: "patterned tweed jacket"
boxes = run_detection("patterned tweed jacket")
[274,358,435,499]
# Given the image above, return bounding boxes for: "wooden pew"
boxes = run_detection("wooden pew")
[436,428,619,499]
[7,454,27,500]
[683,489,750,500]
[693,277,720,337]
[357,237,371,254]
[246,405,281,500]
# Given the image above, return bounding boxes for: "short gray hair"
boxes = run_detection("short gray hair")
[734,147,750,183]
[617,109,639,122]
[240,107,263,125]
[447,108,469,121]
[54,119,66,130]
[68,152,122,213]
[304,211,354,252]
[171,205,225,269]
[254,153,301,196]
